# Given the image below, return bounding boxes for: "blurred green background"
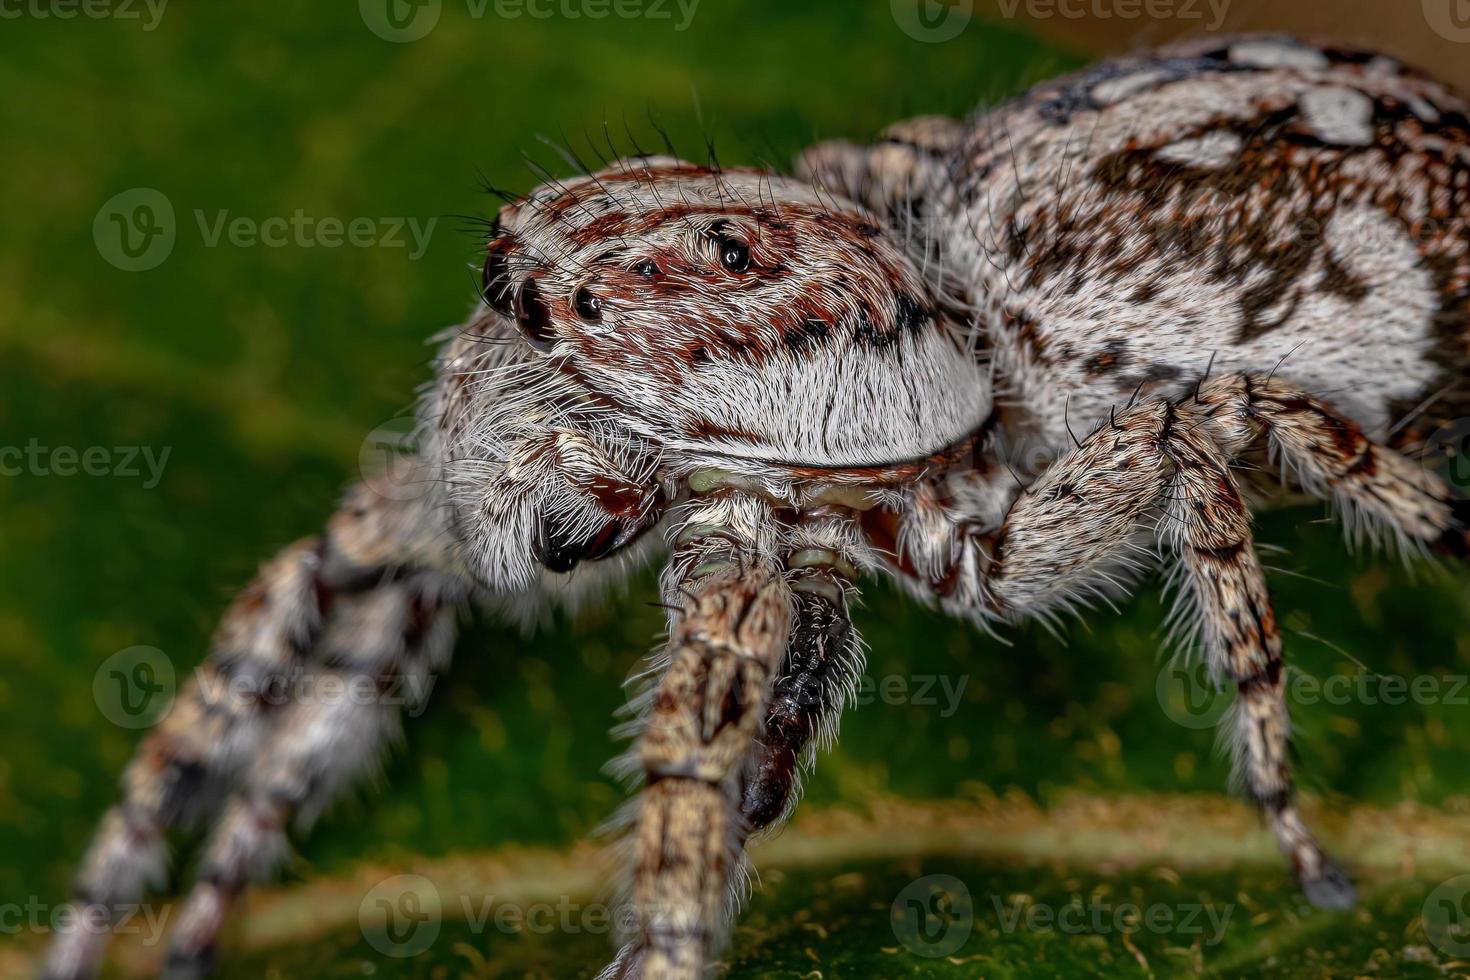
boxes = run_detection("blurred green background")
[2,2,1469,977]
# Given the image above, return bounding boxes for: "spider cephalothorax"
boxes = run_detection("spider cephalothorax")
[50,35,1470,980]
[434,160,994,588]
[479,160,989,469]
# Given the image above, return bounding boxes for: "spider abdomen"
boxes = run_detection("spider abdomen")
[937,35,1470,453]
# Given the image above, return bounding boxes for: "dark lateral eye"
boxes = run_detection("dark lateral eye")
[515,279,553,350]
[482,248,513,314]
[719,238,751,274]
[574,287,603,323]
[634,259,659,277]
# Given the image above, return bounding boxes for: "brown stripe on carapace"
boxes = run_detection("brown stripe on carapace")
[559,193,875,254]
[567,211,635,247]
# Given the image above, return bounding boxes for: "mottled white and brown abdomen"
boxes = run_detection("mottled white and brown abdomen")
[936,35,1470,451]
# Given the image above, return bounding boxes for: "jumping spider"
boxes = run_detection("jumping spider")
[49,34,1470,980]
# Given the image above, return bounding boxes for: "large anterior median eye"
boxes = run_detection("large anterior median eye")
[515,279,553,350]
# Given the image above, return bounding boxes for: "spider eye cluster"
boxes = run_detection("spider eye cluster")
[488,209,764,357]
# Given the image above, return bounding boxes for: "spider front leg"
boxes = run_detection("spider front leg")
[599,504,866,980]
[600,493,800,980]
